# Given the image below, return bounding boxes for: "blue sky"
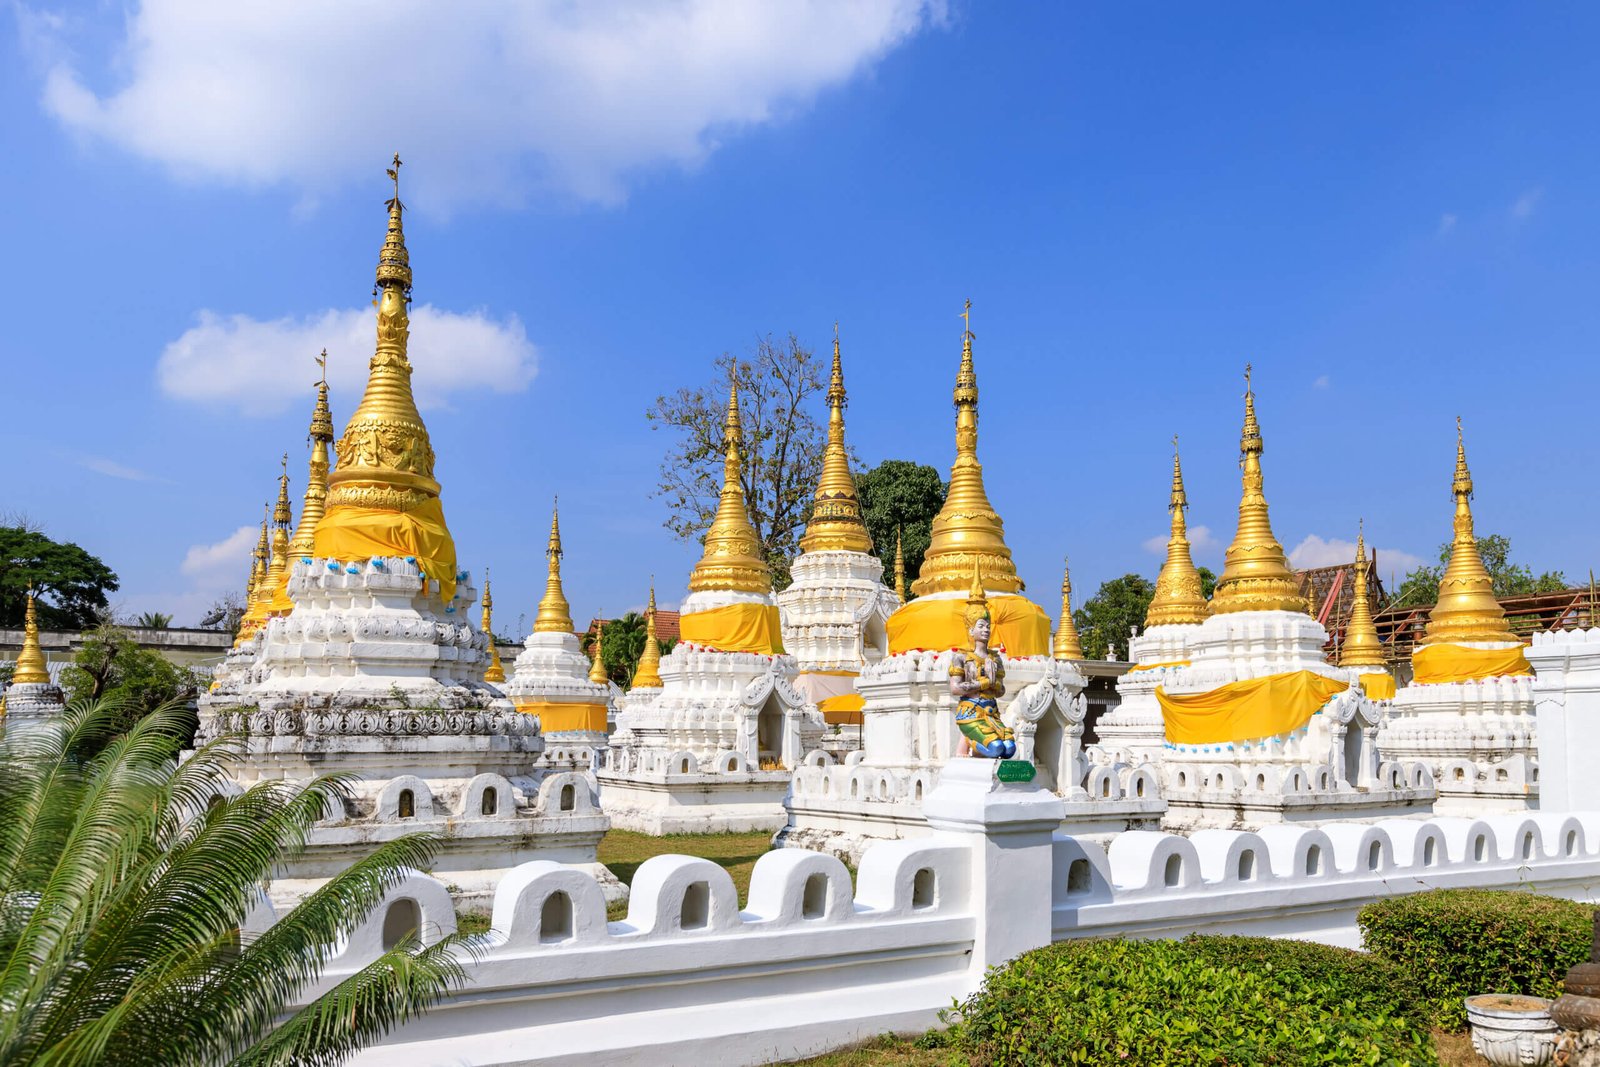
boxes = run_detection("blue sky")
[3,2,1598,631]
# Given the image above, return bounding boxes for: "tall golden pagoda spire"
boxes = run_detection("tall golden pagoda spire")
[247,508,269,603]
[686,376,772,593]
[587,618,609,685]
[315,154,458,598]
[894,528,908,601]
[1145,436,1211,627]
[1053,557,1085,660]
[1210,366,1307,614]
[264,455,292,584]
[287,351,336,560]
[912,300,1022,596]
[799,324,873,554]
[1340,521,1387,667]
[633,581,664,689]
[12,586,51,686]
[1422,419,1515,644]
[481,570,505,683]
[533,499,575,633]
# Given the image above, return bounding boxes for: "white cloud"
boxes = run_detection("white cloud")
[1511,187,1543,221]
[1142,524,1218,556]
[1313,374,1330,389]
[78,455,157,481]
[180,524,258,587]
[158,304,537,416]
[1288,534,1423,574]
[1437,213,1458,235]
[34,1,942,209]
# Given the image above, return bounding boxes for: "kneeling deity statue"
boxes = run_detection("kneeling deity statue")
[948,572,1016,759]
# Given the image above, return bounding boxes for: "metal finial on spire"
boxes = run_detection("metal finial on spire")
[386,152,403,205]
[315,348,327,387]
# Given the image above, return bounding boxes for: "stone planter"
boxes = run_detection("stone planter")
[1465,994,1559,1066]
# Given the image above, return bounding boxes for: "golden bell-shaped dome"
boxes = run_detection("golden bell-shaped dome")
[12,587,51,686]
[686,378,773,593]
[1422,420,1515,645]
[1211,367,1308,615]
[288,355,336,560]
[798,327,873,555]
[1053,557,1085,660]
[912,302,1022,596]
[1145,438,1212,627]
[533,500,575,633]
[632,583,664,689]
[1339,523,1387,667]
[481,573,505,683]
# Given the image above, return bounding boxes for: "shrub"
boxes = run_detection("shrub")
[946,935,1436,1066]
[1359,888,1595,1029]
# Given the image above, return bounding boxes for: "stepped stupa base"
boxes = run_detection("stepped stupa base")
[1158,760,1436,833]
[596,754,796,834]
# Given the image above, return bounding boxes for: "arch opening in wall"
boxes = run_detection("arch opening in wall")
[1341,726,1362,785]
[678,756,693,774]
[540,891,573,943]
[1367,841,1383,871]
[1034,709,1064,792]
[1067,858,1091,894]
[1521,833,1535,860]
[1565,830,1579,855]
[1473,835,1487,862]
[481,787,497,816]
[381,898,420,950]
[1163,854,1183,887]
[1422,837,1437,867]
[912,867,936,909]
[680,881,710,930]
[1134,777,1146,798]
[1176,771,1188,788]
[560,784,576,812]
[862,614,888,664]
[914,779,923,802]
[397,789,415,819]
[756,693,784,770]
[802,873,827,919]
[1304,845,1323,877]
[1237,851,1255,882]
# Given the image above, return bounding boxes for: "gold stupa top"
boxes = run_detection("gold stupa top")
[261,457,292,597]
[12,586,51,686]
[1339,523,1387,667]
[798,326,872,555]
[533,500,575,633]
[1210,366,1308,615]
[481,573,505,683]
[686,378,773,593]
[587,619,609,685]
[1422,420,1515,645]
[1145,437,1212,627]
[633,583,664,689]
[247,509,269,602]
[912,301,1023,596]
[287,353,335,560]
[1052,557,1085,660]
[894,528,908,601]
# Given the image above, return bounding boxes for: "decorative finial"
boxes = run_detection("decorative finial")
[633,579,664,690]
[587,617,610,686]
[1053,556,1085,660]
[13,584,51,686]
[1210,372,1306,615]
[1146,435,1210,627]
[534,498,574,633]
[799,324,872,555]
[315,348,327,386]
[687,367,772,592]
[1423,419,1513,645]
[387,152,402,204]
[1340,518,1387,668]
[481,568,504,683]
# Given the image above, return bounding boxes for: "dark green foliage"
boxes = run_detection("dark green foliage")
[0,526,120,629]
[60,623,201,742]
[1359,888,1594,1029]
[1072,574,1156,660]
[1394,533,1568,608]
[945,936,1436,1066]
[0,697,472,1065]
[855,460,947,595]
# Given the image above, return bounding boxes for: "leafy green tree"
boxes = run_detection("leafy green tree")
[133,611,174,629]
[0,526,120,629]
[855,459,947,595]
[1394,533,1567,608]
[1198,566,1218,600]
[583,616,678,687]
[0,698,471,1065]
[648,335,831,587]
[61,624,201,739]
[1073,574,1157,660]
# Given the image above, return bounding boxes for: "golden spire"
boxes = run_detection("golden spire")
[587,618,609,686]
[633,582,664,689]
[1340,521,1387,667]
[686,375,772,593]
[262,455,292,597]
[1422,419,1515,644]
[894,528,908,601]
[1145,436,1211,627]
[247,508,269,602]
[1053,557,1084,660]
[1210,366,1308,614]
[12,586,51,686]
[912,300,1023,596]
[315,155,458,595]
[533,499,575,633]
[798,324,872,554]
[288,351,335,559]
[481,570,505,683]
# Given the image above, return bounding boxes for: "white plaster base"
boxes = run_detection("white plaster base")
[596,769,798,834]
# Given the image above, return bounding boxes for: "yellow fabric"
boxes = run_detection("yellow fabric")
[678,603,786,655]
[1156,670,1352,747]
[1411,643,1532,685]
[1128,660,1191,673]
[1360,672,1397,700]
[312,496,459,603]
[887,595,1051,657]
[818,692,864,725]
[516,700,608,733]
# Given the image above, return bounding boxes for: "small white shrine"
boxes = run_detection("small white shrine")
[2,590,66,728]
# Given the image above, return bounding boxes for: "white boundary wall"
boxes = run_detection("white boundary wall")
[292,767,1600,1066]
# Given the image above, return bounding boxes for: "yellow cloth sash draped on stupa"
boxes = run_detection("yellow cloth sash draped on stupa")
[886,595,1051,657]
[1128,660,1191,673]
[1359,673,1397,700]
[515,700,607,733]
[313,496,459,603]
[679,603,786,655]
[1411,643,1531,685]
[1157,670,1352,747]
[818,692,864,725]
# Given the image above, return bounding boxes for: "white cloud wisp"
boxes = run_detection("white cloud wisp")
[1142,524,1218,557]
[1288,534,1423,575]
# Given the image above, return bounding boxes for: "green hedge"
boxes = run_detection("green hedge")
[1359,888,1594,1030]
[943,935,1435,1066]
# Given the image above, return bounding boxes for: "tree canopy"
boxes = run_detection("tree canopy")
[583,614,677,688]
[0,526,119,629]
[648,334,831,587]
[855,459,948,595]
[60,624,202,742]
[1393,533,1567,608]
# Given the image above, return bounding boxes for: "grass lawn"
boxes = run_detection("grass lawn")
[599,828,777,920]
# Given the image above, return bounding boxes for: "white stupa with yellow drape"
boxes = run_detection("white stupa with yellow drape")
[1146,369,1434,832]
[599,376,825,835]
[1380,422,1537,814]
